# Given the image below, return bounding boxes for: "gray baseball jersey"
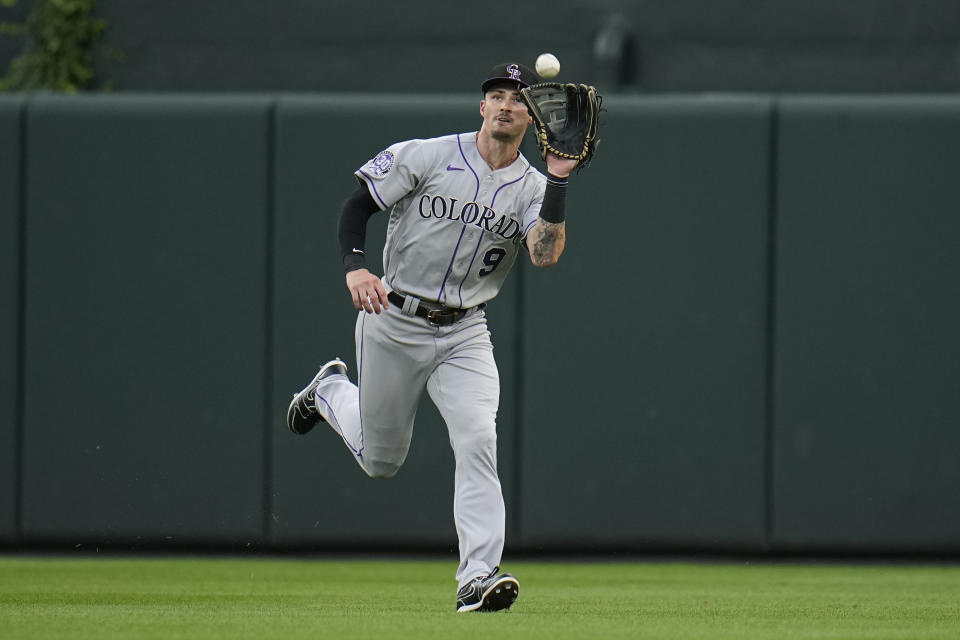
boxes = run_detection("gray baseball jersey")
[355,132,546,308]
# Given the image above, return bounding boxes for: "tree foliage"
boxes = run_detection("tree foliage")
[0,0,106,93]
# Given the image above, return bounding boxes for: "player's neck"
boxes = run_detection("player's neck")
[476,130,521,171]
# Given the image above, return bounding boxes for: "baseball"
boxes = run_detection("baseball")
[535,53,560,79]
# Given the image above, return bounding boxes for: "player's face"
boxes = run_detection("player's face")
[480,86,532,141]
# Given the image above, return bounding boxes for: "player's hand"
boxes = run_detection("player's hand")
[545,153,577,179]
[346,268,389,314]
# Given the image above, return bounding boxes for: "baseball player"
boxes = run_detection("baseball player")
[287,62,579,612]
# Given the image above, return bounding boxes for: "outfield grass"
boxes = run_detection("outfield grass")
[1,555,958,639]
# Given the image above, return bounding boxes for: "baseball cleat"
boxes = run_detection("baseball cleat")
[455,567,519,612]
[286,358,347,435]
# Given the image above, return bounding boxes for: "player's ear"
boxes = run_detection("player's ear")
[479,100,486,117]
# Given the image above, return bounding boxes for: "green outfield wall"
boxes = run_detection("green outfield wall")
[0,97,22,541]
[772,97,960,551]
[0,93,957,553]
[17,96,272,545]
[517,97,772,550]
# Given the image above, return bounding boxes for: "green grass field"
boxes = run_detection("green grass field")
[1,555,958,639]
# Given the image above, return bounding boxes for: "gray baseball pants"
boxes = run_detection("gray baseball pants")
[313,300,505,588]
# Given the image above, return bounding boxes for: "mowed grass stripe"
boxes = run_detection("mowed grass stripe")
[1,556,958,639]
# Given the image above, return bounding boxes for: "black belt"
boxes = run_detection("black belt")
[387,291,480,326]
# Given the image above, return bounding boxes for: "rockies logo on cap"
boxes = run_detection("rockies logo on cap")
[481,62,540,94]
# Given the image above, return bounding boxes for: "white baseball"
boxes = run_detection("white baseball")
[535,53,561,79]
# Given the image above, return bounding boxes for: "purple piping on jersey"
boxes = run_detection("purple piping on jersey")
[490,165,531,209]
[314,394,362,455]
[316,314,366,458]
[355,312,367,455]
[436,134,481,304]
[438,228,467,306]
[455,165,532,306]
[458,239,486,307]
[357,170,388,209]
[457,134,481,189]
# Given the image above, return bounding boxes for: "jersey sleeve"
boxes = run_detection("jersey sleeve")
[354,139,426,211]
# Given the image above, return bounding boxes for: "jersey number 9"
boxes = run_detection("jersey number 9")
[478,248,507,277]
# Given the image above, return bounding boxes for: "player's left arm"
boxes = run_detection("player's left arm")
[526,154,578,268]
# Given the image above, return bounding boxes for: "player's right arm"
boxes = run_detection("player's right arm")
[525,219,565,267]
[525,163,572,267]
[338,185,390,313]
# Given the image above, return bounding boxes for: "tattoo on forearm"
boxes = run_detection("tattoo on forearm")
[532,221,565,265]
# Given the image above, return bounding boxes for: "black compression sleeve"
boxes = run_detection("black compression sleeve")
[538,173,568,224]
[338,184,381,272]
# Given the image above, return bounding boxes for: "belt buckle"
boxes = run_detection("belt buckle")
[427,309,457,327]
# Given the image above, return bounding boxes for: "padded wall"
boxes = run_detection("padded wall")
[0,97,22,542]
[772,96,960,551]
[5,93,959,554]
[517,96,773,549]
[20,95,272,544]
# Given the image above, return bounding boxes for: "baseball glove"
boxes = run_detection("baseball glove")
[521,82,602,168]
